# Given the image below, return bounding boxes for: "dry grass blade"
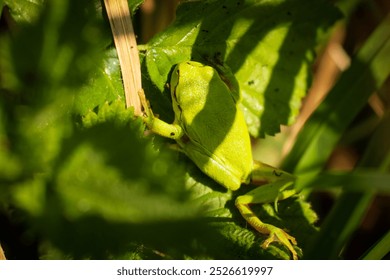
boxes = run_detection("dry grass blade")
[104,0,142,115]
[0,243,5,260]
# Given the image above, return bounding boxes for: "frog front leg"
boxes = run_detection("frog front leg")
[138,89,184,139]
[235,161,299,260]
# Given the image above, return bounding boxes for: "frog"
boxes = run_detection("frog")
[139,61,299,259]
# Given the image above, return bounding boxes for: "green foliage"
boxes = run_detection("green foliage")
[1,0,389,260]
[282,14,390,259]
[2,0,44,23]
[128,0,144,14]
[0,0,228,260]
[141,0,340,137]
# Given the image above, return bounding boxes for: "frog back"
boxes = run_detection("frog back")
[172,62,253,190]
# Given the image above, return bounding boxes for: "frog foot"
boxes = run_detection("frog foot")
[261,226,298,260]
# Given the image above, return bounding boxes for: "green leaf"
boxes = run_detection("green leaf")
[3,1,110,95]
[362,230,390,260]
[4,0,45,24]
[142,0,340,137]
[128,0,144,14]
[49,122,196,251]
[297,171,390,194]
[0,0,111,176]
[73,49,125,116]
[12,104,213,258]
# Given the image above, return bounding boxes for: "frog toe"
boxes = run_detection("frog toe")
[261,227,298,260]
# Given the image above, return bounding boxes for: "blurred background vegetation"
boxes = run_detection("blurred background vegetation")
[0,0,389,259]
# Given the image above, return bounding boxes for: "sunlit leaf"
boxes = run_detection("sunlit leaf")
[142,0,340,136]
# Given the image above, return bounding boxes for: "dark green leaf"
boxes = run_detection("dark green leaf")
[4,0,45,23]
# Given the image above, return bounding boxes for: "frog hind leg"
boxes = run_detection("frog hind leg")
[235,173,298,260]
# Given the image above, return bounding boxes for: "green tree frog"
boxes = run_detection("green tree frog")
[139,61,299,259]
